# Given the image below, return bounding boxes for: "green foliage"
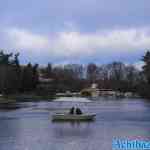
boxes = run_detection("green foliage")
[21,63,39,92]
[142,51,150,84]
[138,50,150,98]
[0,49,150,100]
[0,51,21,94]
[0,51,39,95]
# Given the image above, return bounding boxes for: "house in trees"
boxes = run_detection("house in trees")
[81,83,100,97]
[81,83,119,97]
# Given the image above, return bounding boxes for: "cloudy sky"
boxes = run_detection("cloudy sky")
[0,0,150,66]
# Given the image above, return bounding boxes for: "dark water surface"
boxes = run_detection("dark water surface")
[0,97,150,150]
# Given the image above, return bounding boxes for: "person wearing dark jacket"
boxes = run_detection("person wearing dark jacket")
[69,107,75,114]
[76,108,82,115]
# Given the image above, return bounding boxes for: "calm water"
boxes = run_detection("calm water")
[0,97,150,150]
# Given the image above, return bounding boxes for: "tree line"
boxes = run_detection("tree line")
[0,50,150,98]
[0,51,38,94]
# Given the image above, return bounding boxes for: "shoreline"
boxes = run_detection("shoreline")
[0,94,56,104]
[0,94,145,104]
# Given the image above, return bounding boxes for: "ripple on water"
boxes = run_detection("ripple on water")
[0,97,150,150]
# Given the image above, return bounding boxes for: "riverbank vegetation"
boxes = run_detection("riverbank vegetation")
[0,50,150,101]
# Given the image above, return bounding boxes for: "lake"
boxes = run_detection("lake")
[0,97,150,150]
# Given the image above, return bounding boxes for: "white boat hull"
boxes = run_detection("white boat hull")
[52,113,96,121]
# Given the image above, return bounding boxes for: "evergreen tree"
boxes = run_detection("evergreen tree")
[142,51,150,84]
[32,64,39,89]
[21,63,34,91]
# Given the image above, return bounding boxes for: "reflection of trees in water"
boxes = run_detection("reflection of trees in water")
[0,102,36,111]
[0,103,21,110]
[0,102,29,110]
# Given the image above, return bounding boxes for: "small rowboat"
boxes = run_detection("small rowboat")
[52,113,96,121]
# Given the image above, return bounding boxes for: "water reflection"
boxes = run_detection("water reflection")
[52,122,93,139]
[0,103,21,110]
[0,97,150,150]
[0,102,32,110]
[0,116,22,150]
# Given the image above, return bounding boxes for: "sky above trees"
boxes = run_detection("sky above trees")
[0,0,150,66]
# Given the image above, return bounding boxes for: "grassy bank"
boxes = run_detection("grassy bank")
[0,94,56,104]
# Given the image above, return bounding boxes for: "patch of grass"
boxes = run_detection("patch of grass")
[0,94,56,104]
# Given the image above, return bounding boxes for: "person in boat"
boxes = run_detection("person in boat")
[76,107,83,115]
[69,107,75,114]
